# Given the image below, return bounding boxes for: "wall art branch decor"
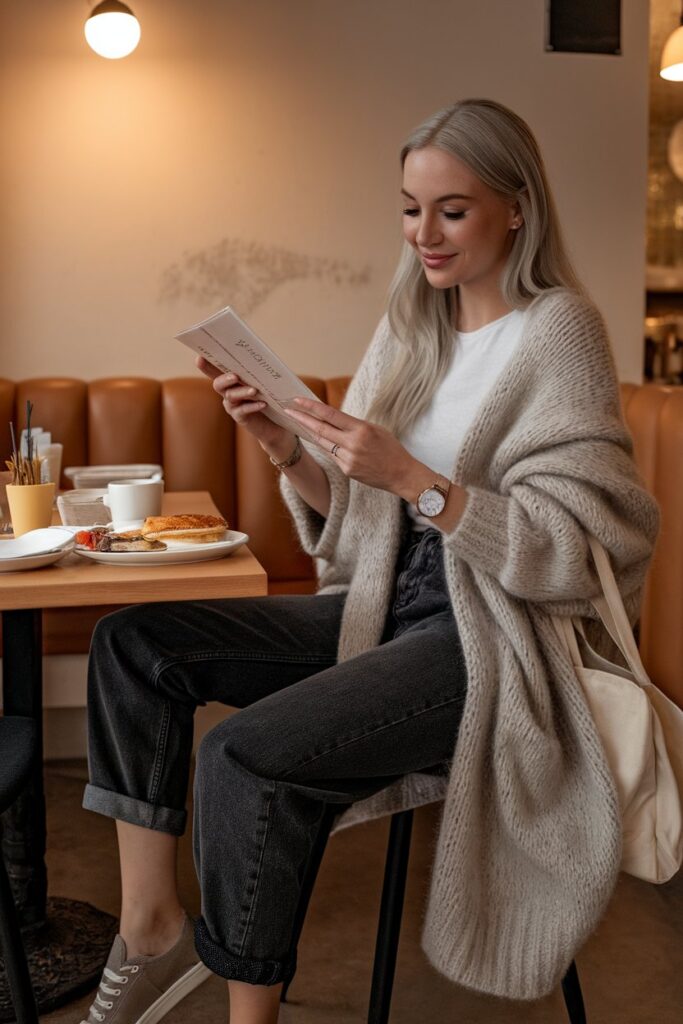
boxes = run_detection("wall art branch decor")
[160,237,371,313]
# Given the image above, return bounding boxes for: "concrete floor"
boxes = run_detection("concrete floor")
[41,760,682,1024]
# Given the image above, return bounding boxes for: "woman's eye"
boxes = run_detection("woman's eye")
[444,211,465,220]
[402,208,419,217]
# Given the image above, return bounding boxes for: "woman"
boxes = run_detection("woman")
[81,99,659,1024]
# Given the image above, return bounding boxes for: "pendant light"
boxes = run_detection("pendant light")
[85,1,141,60]
[661,4,683,81]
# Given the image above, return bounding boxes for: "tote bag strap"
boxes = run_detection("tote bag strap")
[551,614,584,668]
[586,533,650,687]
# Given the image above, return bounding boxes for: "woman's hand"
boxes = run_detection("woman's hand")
[286,397,420,495]
[287,395,470,527]
[196,356,296,460]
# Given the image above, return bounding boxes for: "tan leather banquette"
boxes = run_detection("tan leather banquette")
[1,376,681,708]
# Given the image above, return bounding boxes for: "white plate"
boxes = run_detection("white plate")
[0,527,75,558]
[73,530,249,566]
[0,528,75,573]
[0,549,74,573]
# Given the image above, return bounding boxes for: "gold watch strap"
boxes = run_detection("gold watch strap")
[428,476,450,499]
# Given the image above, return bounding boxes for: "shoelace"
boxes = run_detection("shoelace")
[79,964,139,1023]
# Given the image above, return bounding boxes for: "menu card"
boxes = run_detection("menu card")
[176,307,320,444]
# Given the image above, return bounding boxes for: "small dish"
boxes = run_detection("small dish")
[63,464,163,490]
[0,527,75,572]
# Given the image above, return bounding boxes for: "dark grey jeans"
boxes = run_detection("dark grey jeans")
[83,527,468,985]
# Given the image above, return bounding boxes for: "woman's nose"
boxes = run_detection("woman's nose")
[415,213,442,248]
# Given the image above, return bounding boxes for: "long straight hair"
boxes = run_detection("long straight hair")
[368,99,583,436]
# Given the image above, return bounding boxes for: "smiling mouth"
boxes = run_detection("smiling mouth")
[421,252,456,265]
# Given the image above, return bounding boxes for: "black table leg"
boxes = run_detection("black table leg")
[0,608,117,1021]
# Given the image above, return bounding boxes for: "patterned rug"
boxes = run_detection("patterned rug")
[0,896,117,1021]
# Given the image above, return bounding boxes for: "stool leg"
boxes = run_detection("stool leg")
[0,853,39,1024]
[561,960,587,1024]
[280,804,338,1003]
[367,810,414,1024]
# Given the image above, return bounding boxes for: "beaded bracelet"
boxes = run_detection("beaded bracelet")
[269,436,303,472]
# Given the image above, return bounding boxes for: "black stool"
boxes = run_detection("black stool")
[0,716,39,1024]
[283,807,587,1024]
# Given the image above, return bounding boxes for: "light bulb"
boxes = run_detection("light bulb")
[661,24,683,81]
[85,1,141,60]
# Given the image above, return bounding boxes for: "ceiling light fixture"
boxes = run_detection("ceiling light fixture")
[85,1,141,60]
[661,3,683,81]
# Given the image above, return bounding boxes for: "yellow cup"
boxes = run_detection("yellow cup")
[6,483,56,537]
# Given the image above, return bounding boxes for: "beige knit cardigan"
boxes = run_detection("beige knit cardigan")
[280,288,660,1001]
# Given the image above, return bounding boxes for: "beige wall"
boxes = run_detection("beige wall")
[1,0,649,384]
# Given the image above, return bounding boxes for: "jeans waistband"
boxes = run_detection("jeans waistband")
[399,525,441,564]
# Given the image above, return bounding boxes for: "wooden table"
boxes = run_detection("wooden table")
[0,492,266,1014]
[0,492,266,614]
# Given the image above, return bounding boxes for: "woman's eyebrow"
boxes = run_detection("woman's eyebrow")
[400,188,474,202]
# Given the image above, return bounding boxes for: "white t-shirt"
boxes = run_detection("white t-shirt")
[402,309,527,530]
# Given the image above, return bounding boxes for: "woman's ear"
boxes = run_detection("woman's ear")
[510,191,526,230]
[510,203,523,230]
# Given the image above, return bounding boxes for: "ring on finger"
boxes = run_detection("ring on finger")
[331,443,340,458]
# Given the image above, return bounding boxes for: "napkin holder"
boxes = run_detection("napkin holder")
[57,489,109,527]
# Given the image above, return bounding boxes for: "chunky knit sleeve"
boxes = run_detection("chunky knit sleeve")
[280,315,393,561]
[440,291,660,609]
[278,444,349,561]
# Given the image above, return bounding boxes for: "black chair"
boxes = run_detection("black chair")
[283,807,587,1024]
[0,715,40,1024]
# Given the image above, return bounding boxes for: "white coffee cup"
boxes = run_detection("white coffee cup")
[104,478,164,531]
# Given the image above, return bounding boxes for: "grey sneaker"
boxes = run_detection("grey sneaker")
[80,914,211,1024]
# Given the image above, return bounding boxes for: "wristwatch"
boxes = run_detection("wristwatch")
[416,477,450,518]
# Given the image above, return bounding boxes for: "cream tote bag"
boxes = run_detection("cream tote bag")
[552,534,683,884]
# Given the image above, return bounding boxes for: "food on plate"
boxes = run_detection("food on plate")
[75,528,166,553]
[98,532,167,552]
[75,528,110,551]
[74,514,228,554]
[141,514,228,544]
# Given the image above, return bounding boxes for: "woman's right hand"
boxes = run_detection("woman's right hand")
[196,356,296,460]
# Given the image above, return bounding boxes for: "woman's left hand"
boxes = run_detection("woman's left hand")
[286,397,416,495]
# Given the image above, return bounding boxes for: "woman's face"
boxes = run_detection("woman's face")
[401,145,521,293]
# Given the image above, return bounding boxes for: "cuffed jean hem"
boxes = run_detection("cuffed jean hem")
[82,783,187,836]
[195,917,297,986]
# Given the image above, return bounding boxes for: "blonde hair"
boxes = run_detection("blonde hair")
[368,98,583,436]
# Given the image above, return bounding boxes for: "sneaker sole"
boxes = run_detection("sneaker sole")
[136,961,212,1024]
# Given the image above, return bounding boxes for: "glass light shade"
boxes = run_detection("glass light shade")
[85,2,141,60]
[660,25,683,81]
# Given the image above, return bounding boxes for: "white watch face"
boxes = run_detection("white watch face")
[417,486,446,518]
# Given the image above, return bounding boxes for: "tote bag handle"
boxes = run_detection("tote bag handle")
[586,534,650,688]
